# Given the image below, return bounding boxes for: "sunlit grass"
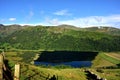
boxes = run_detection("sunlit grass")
[4,51,120,80]
[93,69,120,80]
[92,52,115,68]
[101,53,120,64]
[20,64,87,80]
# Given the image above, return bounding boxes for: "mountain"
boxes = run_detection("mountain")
[0,24,28,37]
[0,24,120,51]
[83,26,120,36]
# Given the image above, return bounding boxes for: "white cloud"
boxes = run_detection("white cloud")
[9,18,16,21]
[59,14,120,28]
[53,10,71,16]
[31,14,120,28]
[45,17,60,25]
[18,14,120,28]
[18,23,36,26]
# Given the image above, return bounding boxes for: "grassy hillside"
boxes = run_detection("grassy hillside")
[92,52,120,68]
[84,26,120,36]
[1,25,119,52]
[0,24,28,37]
[20,65,87,80]
[1,24,120,80]
[89,69,120,80]
[5,51,88,80]
[4,51,120,80]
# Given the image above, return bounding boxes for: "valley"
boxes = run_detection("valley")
[3,50,120,80]
[0,24,120,80]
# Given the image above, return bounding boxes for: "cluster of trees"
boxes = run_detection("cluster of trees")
[0,26,120,52]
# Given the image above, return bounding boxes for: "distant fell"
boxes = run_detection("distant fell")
[0,24,119,52]
[83,26,120,36]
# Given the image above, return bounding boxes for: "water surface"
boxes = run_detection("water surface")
[34,61,92,68]
[34,51,98,67]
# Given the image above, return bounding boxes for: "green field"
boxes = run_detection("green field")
[3,51,120,80]
[92,52,120,68]
[20,64,87,80]
[1,19,120,80]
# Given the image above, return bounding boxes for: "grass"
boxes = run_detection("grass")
[102,69,120,80]
[105,52,120,60]
[92,53,115,68]
[4,51,120,80]
[19,64,87,80]
[100,53,120,64]
[92,52,120,68]
[5,51,87,80]
[5,51,39,63]
[92,69,120,80]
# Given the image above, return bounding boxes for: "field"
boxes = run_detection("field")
[97,69,120,80]
[105,52,120,60]
[92,52,120,68]
[3,51,120,80]
[20,64,87,80]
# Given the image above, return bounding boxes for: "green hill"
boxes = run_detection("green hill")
[1,24,120,80]
[4,51,120,80]
[0,24,28,37]
[83,26,120,36]
[0,25,120,52]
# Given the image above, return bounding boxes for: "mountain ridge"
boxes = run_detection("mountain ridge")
[0,24,120,52]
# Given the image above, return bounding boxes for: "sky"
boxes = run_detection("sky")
[0,0,120,28]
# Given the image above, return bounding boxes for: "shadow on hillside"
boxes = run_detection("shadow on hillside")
[35,51,98,63]
[49,75,58,80]
[4,60,13,80]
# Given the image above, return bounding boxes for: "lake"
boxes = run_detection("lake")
[34,61,92,68]
[34,51,97,68]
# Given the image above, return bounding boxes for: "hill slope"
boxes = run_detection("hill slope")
[83,26,120,36]
[0,25,120,51]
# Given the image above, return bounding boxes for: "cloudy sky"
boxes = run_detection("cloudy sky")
[0,0,120,28]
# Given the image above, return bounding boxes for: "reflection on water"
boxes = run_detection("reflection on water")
[34,51,97,68]
[34,61,92,68]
